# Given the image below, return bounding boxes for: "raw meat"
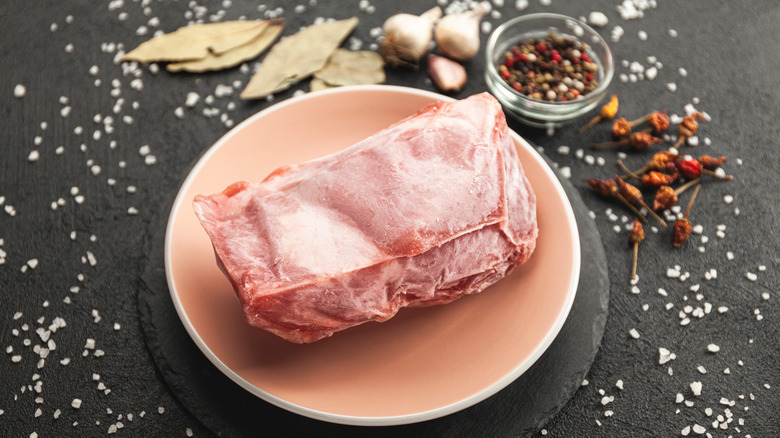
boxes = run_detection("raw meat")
[193,93,537,343]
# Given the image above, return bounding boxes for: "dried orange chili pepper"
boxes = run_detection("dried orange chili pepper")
[629,219,644,281]
[641,171,676,188]
[611,117,632,138]
[699,155,727,171]
[673,184,701,248]
[672,112,705,148]
[653,185,677,211]
[647,111,670,133]
[615,175,667,226]
[594,131,664,151]
[585,178,647,223]
[579,94,618,133]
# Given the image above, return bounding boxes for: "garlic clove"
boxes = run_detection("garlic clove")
[434,3,487,62]
[380,7,442,69]
[427,54,467,93]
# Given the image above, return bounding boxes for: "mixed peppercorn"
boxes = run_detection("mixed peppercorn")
[498,32,600,102]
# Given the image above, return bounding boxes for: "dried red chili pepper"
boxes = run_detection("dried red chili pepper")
[673,184,701,247]
[629,219,644,281]
[672,112,705,148]
[641,170,676,188]
[579,94,619,133]
[585,178,647,223]
[593,131,664,151]
[615,175,667,226]
[663,160,679,180]
[676,158,702,179]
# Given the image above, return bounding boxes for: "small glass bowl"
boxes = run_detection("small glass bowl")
[485,13,614,128]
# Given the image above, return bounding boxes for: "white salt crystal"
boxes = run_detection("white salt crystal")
[14,84,27,98]
[588,11,609,27]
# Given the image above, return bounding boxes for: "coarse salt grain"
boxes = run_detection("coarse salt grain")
[72,398,82,409]
[629,328,640,339]
[690,381,702,396]
[707,344,720,353]
[14,84,27,98]
[588,11,609,27]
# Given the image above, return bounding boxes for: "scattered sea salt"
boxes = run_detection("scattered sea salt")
[14,84,26,98]
[588,11,609,28]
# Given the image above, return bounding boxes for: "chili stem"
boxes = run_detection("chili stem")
[616,194,648,223]
[617,159,642,180]
[702,169,734,180]
[631,242,639,281]
[593,139,629,148]
[672,135,686,149]
[641,201,667,227]
[628,113,652,127]
[684,184,701,219]
[674,178,701,196]
[579,115,602,134]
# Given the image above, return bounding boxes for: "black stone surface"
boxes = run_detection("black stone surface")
[137,153,609,437]
[1,1,778,437]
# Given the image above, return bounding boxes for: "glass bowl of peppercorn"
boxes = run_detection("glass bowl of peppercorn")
[485,13,614,128]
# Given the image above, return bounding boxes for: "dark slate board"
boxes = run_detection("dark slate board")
[137,153,609,438]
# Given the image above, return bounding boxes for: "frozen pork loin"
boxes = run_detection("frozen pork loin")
[193,93,538,343]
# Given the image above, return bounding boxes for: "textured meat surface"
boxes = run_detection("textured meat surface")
[193,93,537,343]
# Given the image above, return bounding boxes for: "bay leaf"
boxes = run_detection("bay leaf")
[309,77,337,92]
[166,21,284,73]
[123,20,269,63]
[314,49,385,86]
[240,17,359,100]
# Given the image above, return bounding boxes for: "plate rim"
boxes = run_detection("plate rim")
[164,85,581,426]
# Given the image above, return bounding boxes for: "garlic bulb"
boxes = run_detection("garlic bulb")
[427,54,467,93]
[380,7,442,68]
[434,3,487,61]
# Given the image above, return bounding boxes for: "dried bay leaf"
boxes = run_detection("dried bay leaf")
[309,77,337,92]
[123,20,269,63]
[167,21,284,73]
[240,17,359,100]
[314,49,385,86]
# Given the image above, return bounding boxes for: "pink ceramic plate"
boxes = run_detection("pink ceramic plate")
[165,85,580,426]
